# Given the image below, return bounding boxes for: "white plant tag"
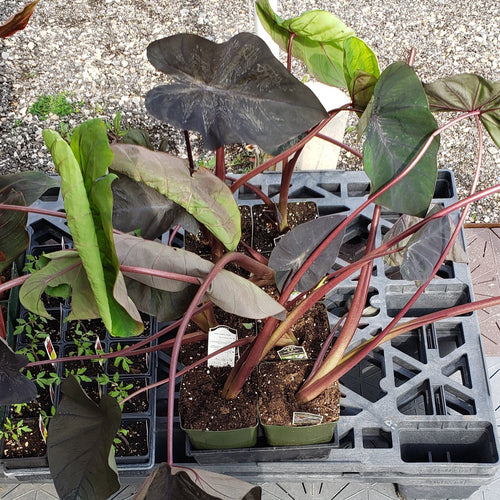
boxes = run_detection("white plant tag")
[95,336,104,366]
[277,345,308,360]
[207,326,237,367]
[292,412,323,426]
[39,414,48,443]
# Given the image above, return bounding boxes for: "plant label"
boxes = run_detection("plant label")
[39,414,48,443]
[207,326,237,367]
[95,336,104,366]
[49,384,56,406]
[277,345,308,360]
[292,412,323,426]
[44,335,57,365]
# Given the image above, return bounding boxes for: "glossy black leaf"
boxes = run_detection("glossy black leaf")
[145,33,327,152]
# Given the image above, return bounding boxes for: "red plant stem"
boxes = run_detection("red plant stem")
[306,205,381,384]
[183,130,195,174]
[119,265,200,286]
[229,105,353,194]
[0,204,66,218]
[119,336,254,407]
[287,32,295,72]
[315,133,363,159]
[168,225,181,246]
[277,147,302,231]
[0,274,29,295]
[408,48,417,67]
[215,146,225,181]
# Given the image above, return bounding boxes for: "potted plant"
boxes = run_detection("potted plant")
[1,0,500,498]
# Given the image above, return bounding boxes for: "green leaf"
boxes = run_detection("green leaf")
[0,338,37,405]
[0,172,58,272]
[110,143,241,251]
[43,123,143,337]
[48,376,121,500]
[255,0,354,87]
[363,62,440,217]
[114,233,286,322]
[343,37,380,110]
[145,32,327,152]
[425,74,500,148]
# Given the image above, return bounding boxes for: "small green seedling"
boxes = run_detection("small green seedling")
[29,92,83,121]
[0,418,32,442]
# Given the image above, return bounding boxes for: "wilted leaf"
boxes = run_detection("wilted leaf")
[48,376,121,500]
[0,172,58,272]
[269,214,346,292]
[110,143,240,251]
[363,62,440,217]
[114,233,286,322]
[425,74,500,148]
[135,463,261,500]
[256,0,354,87]
[0,338,37,405]
[112,175,198,239]
[145,32,327,152]
[0,0,40,38]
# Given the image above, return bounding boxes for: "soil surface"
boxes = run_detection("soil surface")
[258,361,340,426]
[179,365,258,431]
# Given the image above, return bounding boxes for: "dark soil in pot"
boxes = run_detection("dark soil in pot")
[1,418,46,459]
[114,420,149,457]
[258,361,341,427]
[185,205,252,257]
[179,364,258,432]
[252,201,318,254]
[65,317,109,342]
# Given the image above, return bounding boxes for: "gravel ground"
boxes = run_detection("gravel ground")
[1,0,499,222]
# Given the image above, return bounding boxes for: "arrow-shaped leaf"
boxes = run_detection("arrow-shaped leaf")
[425,74,500,148]
[145,32,327,152]
[0,0,40,38]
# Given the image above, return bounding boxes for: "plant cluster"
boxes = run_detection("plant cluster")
[29,92,83,121]
[0,0,499,498]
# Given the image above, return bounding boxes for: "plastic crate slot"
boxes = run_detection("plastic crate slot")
[288,185,325,200]
[397,381,434,415]
[340,350,386,403]
[236,184,262,200]
[337,216,371,264]
[318,205,349,216]
[362,428,393,449]
[316,182,341,197]
[28,219,72,247]
[391,330,427,363]
[442,355,472,389]
[399,423,497,463]
[392,356,421,387]
[434,170,454,198]
[433,385,447,415]
[435,322,465,357]
[326,286,380,319]
[338,428,355,449]
[347,182,370,197]
[39,186,60,202]
[443,384,476,416]
[386,284,472,318]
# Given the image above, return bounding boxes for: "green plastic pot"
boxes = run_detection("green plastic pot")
[260,418,337,447]
[181,419,258,450]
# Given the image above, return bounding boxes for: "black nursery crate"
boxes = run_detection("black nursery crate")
[158,170,499,500]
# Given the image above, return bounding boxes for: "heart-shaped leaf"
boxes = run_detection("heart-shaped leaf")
[48,376,121,500]
[425,74,500,148]
[112,175,198,239]
[0,0,40,38]
[269,214,346,292]
[0,337,37,405]
[255,0,354,88]
[135,464,262,500]
[363,62,440,217]
[114,233,286,322]
[145,32,327,152]
[110,143,240,251]
[0,172,58,273]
